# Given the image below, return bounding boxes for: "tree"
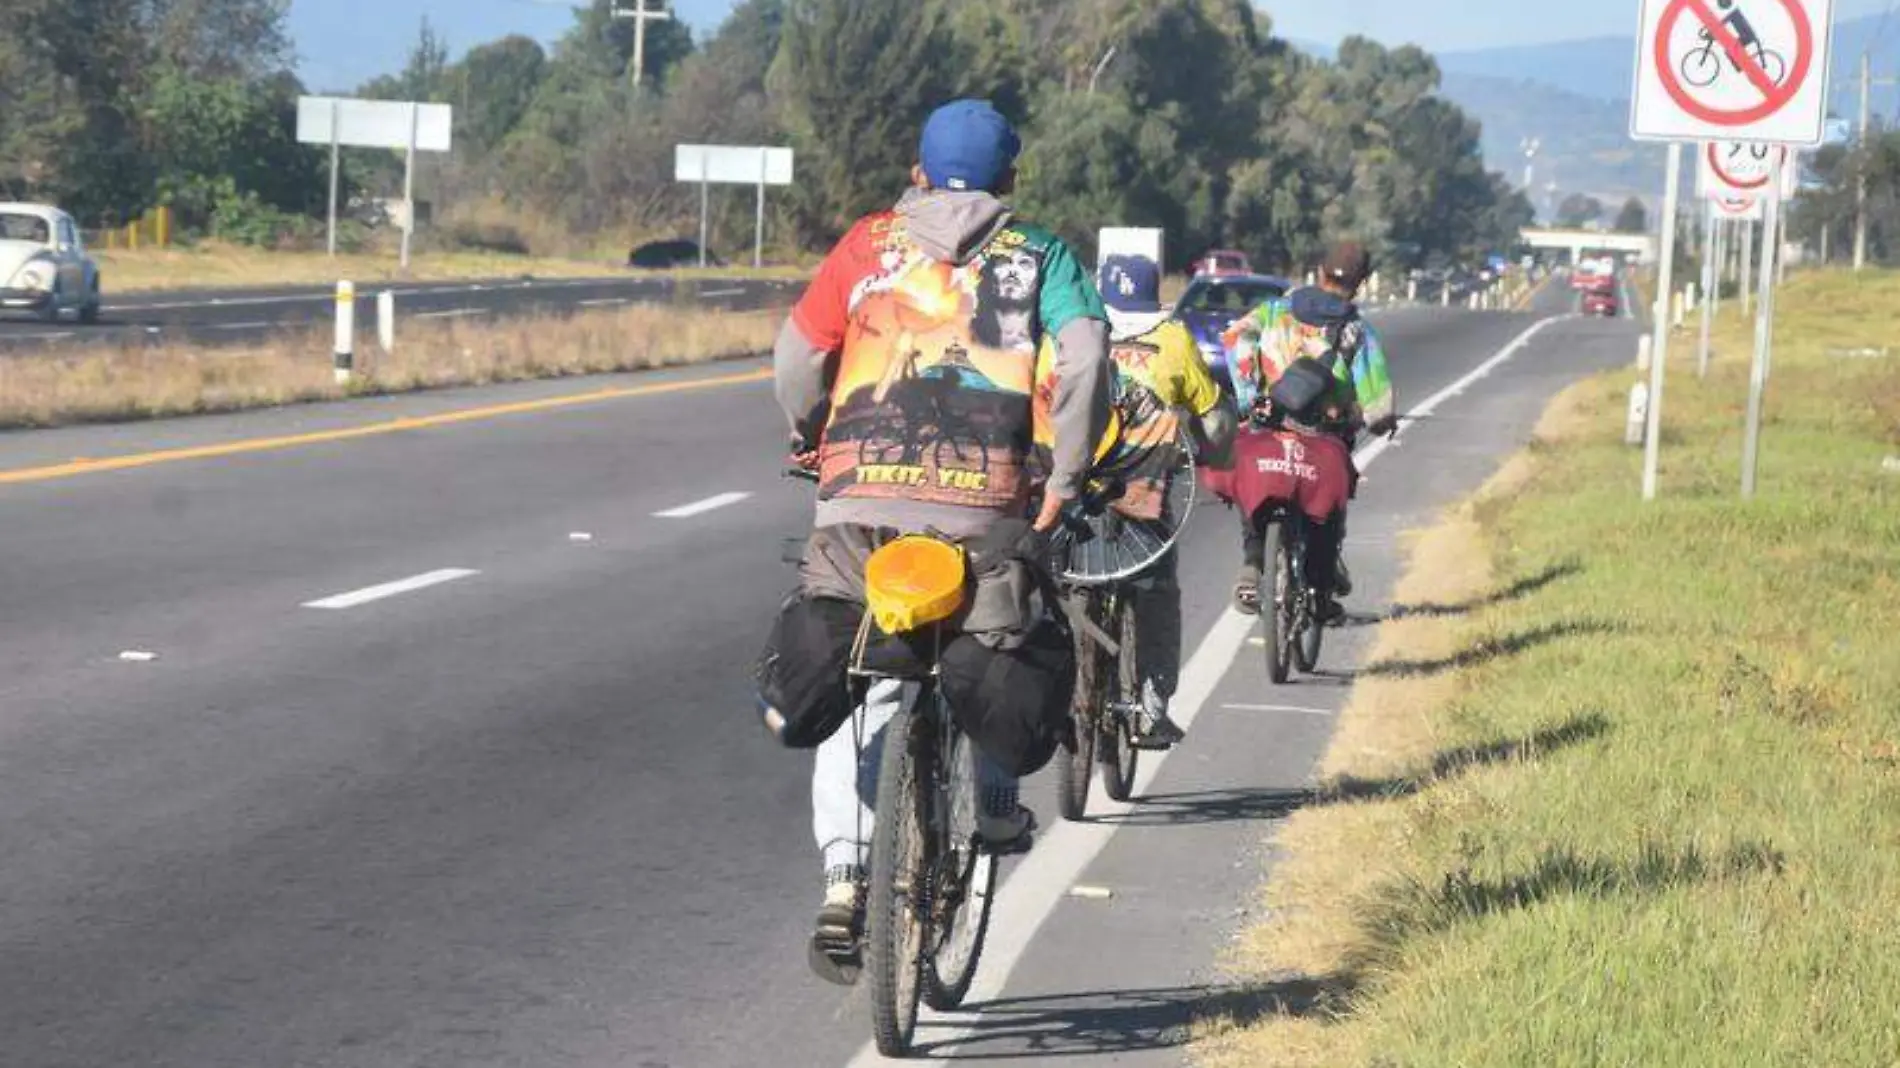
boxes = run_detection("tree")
[1613,196,1649,233]
[454,36,547,153]
[1557,193,1606,228]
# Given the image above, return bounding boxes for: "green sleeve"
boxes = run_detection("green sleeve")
[1348,321,1395,425]
[1036,235,1107,339]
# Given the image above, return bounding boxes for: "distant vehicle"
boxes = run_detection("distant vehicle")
[1190,249,1253,278]
[627,239,724,270]
[1582,285,1619,318]
[1170,273,1290,385]
[0,203,100,324]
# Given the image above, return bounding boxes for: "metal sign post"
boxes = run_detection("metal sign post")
[401,103,419,270]
[1698,198,1716,377]
[327,99,341,257]
[699,154,711,268]
[754,151,768,269]
[1643,143,1684,502]
[1742,165,1785,497]
[297,96,453,267]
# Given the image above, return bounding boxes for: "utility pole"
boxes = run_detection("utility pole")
[612,0,671,93]
[1850,54,1900,271]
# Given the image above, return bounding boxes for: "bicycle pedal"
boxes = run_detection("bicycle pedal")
[1129,734,1176,752]
[808,932,862,987]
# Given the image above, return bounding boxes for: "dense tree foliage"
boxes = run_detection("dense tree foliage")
[0,0,1533,270]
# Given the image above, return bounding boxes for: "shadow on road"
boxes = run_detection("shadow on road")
[911,978,1348,1061]
[1090,788,1310,829]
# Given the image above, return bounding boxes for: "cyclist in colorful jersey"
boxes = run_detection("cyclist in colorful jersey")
[1221,242,1396,620]
[1080,253,1235,746]
[764,99,1113,981]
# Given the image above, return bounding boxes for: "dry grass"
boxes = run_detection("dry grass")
[95,242,810,293]
[0,303,782,430]
[1196,268,1900,1066]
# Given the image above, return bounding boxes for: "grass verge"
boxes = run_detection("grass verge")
[1197,267,1900,1066]
[0,303,781,430]
[96,243,809,293]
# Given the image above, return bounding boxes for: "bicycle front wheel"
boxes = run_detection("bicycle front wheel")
[1057,598,1101,821]
[923,724,996,1010]
[1101,593,1140,802]
[866,703,928,1056]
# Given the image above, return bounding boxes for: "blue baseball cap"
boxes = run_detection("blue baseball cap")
[919,100,1021,193]
[1099,255,1163,314]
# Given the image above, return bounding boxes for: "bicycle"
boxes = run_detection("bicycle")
[1253,493,1325,684]
[1046,428,1198,822]
[785,465,1002,1057]
[1680,28,1785,90]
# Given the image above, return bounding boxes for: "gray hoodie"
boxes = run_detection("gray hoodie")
[773,188,1112,539]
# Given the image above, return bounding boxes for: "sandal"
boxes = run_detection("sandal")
[1233,566,1261,615]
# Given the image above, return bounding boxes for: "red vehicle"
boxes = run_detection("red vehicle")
[1192,249,1253,277]
[1582,277,1619,317]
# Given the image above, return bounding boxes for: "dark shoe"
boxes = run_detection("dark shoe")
[1334,559,1354,597]
[1318,597,1347,626]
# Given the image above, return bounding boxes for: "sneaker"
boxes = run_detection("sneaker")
[1135,678,1186,749]
[1233,565,1262,615]
[978,806,1037,855]
[808,868,862,987]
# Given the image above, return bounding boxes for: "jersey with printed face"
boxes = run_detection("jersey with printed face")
[1033,318,1219,521]
[791,213,1103,515]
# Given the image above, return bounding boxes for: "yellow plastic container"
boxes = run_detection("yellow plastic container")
[865,536,968,635]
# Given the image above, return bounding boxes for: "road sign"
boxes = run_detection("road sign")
[674,145,794,186]
[1630,0,1835,145]
[1712,193,1766,219]
[297,97,453,152]
[673,145,796,268]
[1697,141,1796,201]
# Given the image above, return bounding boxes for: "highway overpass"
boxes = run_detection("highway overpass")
[1521,227,1658,265]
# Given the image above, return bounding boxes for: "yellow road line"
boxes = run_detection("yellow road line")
[0,368,772,487]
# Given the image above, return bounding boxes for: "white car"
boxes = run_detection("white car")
[0,203,101,323]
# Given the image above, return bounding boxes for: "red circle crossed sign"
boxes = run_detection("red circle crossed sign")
[1655,0,1813,126]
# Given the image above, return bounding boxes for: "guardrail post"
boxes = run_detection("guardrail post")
[377,290,395,356]
[1407,278,1418,302]
[1637,334,1653,371]
[1625,382,1649,446]
[334,280,356,385]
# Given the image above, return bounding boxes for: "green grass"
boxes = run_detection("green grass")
[1200,268,1900,1066]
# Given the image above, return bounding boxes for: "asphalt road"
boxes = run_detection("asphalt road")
[0,274,801,352]
[0,284,1637,1067]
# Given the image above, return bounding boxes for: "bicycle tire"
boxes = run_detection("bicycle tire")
[922,723,995,1010]
[1292,534,1324,674]
[1101,593,1140,802]
[1264,520,1293,684]
[1057,605,1099,822]
[866,702,928,1056]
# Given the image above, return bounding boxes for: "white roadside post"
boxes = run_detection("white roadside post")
[377,290,395,355]
[1638,333,1654,371]
[1642,144,1683,501]
[1626,381,1650,445]
[1742,165,1786,497]
[334,281,356,385]
[1699,201,1717,376]
[1407,277,1418,302]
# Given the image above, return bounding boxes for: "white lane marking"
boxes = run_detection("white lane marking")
[579,297,630,307]
[6,330,73,341]
[1221,703,1336,717]
[211,321,273,331]
[118,650,159,662]
[414,308,486,320]
[699,287,746,298]
[844,309,1573,1067]
[302,568,479,610]
[653,491,751,519]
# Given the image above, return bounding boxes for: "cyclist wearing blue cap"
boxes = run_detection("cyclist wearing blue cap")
[1087,253,1235,745]
[762,99,1114,982]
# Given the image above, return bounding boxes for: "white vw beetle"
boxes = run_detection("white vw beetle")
[0,203,101,324]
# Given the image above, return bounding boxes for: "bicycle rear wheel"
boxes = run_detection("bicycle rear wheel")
[1057,600,1100,822]
[1292,535,1324,674]
[1101,593,1139,802]
[866,703,928,1056]
[1262,520,1293,684]
[923,724,996,1010]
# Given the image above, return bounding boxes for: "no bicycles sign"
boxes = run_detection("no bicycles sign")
[1630,0,1835,145]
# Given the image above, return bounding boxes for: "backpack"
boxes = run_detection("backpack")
[1266,315,1361,423]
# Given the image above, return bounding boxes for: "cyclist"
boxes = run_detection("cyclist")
[1221,241,1396,622]
[1078,252,1236,746]
[759,99,1113,983]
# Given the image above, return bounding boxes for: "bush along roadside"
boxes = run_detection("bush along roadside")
[0,304,783,431]
[1197,268,1900,1066]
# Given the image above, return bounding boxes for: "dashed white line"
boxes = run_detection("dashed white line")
[414,308,486,320]
[653,491,751,519]
[699,287,746,298]
[843,308,1573,1067]
[302,568,479,610]
[211,321,273,331]
[579,297,630,307]
[1221,702,1336,717]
